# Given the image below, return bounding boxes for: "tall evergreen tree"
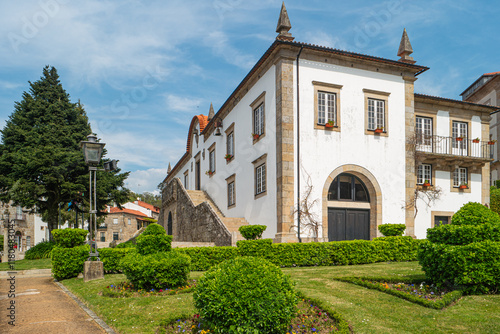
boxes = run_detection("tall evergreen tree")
[0,66,130,240]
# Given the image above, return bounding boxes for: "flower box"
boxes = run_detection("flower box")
[472,138,480,143]
[252,133,260,140]
[325,123,334,129]
[459,184,468,190]
[422,182,431,187]
[205,170,214,176]
[456,137,464,142]
[488,141,497,145]
[374,128,384,134]
[224,154,233,161]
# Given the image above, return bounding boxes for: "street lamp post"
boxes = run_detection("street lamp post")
[80,134,105,261]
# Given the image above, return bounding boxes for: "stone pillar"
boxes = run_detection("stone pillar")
[404,76,417,238]
[274,55,297,243]
[83,261,104,282]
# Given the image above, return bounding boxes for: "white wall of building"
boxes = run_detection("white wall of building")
[172,65,279,239]
[33,214,48,244]
[295,59,407,237]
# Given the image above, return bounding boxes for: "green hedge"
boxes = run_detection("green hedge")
[25,241,56,260]
[51,245,89,280]
[136,234,172,255]
[177,246,238,271]
[99,248,136,273]
[181,237,422,271]
[426,223,500,245]
[418,240,500,294]
[378,224,406,237]
[120,251,191,290]
[52,228,88,248]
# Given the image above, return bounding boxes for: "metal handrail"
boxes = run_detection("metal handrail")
[415,134,493,159]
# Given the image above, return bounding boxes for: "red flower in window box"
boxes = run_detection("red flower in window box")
[456,136,464,142]
[205,170,214,176]
[325,120,335,128]
[472,138,480,143]
[252,133,260,140]
[374,127,384,134]
[224,154,233,161]
[488,140,497,145]
[459,184,468,190]
[422,181,431,187]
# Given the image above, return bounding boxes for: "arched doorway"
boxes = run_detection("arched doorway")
[167,212,173,236]
[322,165,382,241]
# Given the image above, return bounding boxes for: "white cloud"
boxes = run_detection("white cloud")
[166,94,203,113]
[125,168,167,194]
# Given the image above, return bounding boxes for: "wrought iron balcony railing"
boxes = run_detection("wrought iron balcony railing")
[415,134,494,160]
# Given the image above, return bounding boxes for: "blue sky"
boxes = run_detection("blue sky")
[1,0,499,194]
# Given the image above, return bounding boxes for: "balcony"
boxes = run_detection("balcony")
[14,213,26,221]
[415,134,493,168]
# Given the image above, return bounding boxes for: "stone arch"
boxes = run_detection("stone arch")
[321,164,382,240]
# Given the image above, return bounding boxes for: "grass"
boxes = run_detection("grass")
[60,262,500,334]
[0,257,52,271]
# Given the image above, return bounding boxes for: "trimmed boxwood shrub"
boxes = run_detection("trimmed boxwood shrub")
[52,245,90,280]
[52,228,88,248]
[238,225,267,240]
[177,246,238,271]
[115,240,136,248]
[99,247,136,273]
[120,251,191,290]
[141,223,166,236]
[378,224,406,237]
[427,223,500,245]
[418,240,500,294]
[194,257,297,333]
[451,202,500,226]
[25,241,56,260]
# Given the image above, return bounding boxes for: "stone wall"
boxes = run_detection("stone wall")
[160,178,232,246]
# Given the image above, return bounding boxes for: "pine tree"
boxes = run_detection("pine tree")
[0,66,130,240]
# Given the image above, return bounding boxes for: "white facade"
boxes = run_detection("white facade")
[164,8,495,243]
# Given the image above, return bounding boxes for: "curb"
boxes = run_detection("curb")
[0,269,52,277]
[54,280,117,334]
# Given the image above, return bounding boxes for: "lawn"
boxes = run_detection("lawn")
[0,257,52,271]
[61,262,500,334]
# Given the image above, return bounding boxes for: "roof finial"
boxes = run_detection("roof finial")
[208,102,215,121]
[397,28,416,64]
[167,162,172,174]
[276,2,294,41]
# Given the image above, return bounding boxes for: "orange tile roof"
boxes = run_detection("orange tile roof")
[484,71,500,76]
[137,200,160,213]
[109,207,148,217]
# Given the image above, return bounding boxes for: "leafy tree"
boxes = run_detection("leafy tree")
[0,66,130,240]
[129,191,161,208]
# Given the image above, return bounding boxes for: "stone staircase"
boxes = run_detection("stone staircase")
[186,190,249,243]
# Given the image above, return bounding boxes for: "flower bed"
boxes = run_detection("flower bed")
[162,299,346,333]
[334,276,463,309]
[102,279,197,298]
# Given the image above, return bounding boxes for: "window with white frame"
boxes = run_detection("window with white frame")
[128,218,131,225]
[317,91,337,125]
[113,232,119,241]
[227,131,234,159]
[209,146,216,174]
[416,116,433,145]
[100,232,106,242]
[228,181,235,207]
[254,103,264,136]
[453,167,468,187]
[113,218,118,225]
[367,98,385,130]
[255,163,266,195]
[452,121,468,149]
[26,236,31,249]
[417,164,432,185]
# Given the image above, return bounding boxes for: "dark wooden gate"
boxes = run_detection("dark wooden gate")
[328,208,370,241]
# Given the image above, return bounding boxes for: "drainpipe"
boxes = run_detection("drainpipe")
[296,45,304,243]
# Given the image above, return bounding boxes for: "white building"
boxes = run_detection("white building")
[160,4,496,245]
